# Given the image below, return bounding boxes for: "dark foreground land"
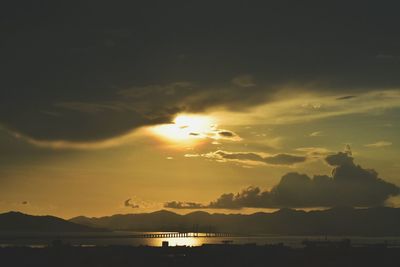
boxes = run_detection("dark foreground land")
[1,242,399,267]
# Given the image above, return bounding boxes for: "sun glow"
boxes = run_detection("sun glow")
[150,114,216,143]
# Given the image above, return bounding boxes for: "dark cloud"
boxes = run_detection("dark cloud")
[124,199,139,209]
[263,153,307,166]
[209,188,262,209]
[325,152,354,166]
[218,131,235,137]
[376,53,399,61]
[2,1,400,142]
[164,201,205,209]
[336,95,357,100]
[208,128,242,141]
[231,74,256,87]
[168,152,399,209]
[214,130,241,141]
[196,150,307,166]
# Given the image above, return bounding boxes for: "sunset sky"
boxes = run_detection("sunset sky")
[1,1,400,218]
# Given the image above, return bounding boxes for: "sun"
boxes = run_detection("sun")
[150,114,216,143]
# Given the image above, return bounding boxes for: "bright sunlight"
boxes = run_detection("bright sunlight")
[150,114,216,143]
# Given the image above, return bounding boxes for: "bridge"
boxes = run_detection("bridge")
[129,232,233,238]
[0,232,235,240]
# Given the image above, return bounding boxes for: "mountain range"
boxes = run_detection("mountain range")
[70,207,400,236]
[1,207,399,236]
[0,211,104,233]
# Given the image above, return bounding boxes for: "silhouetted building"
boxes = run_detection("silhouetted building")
[162,241,169,248]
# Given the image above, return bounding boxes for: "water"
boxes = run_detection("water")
[1,232,400,248]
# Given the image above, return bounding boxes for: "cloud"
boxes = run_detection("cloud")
[150,117,242,144]
[231,74,256,87]
[186,150,307,166]
[211,90,400,126]
[217,130,236,138]
[164,201,206,209]
[325,151,355,166]
[309,131,323,137]
[3,85,400,150]
[249,136,284,150]
[8,128,144,150]
[124,199,139,208]
[2,2,400,145]
[169,152,399,209]
[184,154,201,158]
[295,147,332,158]
[364,141,393,148]
[207,129,242,142]
[336,95,357,100]
[376,53,399,61]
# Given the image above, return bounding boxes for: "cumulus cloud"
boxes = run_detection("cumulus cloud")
[364,141,393,148]
[124,199,139,208]
[168,152,399,209]
[325,151,354,166]
[186,150,307,166]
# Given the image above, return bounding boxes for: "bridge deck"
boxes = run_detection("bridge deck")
[0,232,235,240]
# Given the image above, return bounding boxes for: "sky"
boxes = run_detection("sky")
[1,1,400,218]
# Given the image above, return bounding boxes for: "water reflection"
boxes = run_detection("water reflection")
[135,232,213,247]
[147,237,205,247]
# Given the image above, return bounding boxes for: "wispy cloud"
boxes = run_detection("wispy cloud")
[185,150,307,166]
[295,147,333,158]
[7,127,144,150]
[309,131,324,137]
[364,141,393,148]
[212,90,400,126]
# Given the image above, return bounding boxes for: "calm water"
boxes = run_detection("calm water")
[1,232,400,248]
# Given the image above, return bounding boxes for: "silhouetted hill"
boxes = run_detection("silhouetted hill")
[0,212,104,232]
[70,207,400,236]
[70,210,184,232]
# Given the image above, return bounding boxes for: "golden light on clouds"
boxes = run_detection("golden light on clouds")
[150,114,216,144]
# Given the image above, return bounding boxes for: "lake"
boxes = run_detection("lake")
[1,232,400,248]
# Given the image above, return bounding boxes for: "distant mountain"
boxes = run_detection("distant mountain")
[70,207,400,236]
[70,210,183,232]
[0,212,105,232]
